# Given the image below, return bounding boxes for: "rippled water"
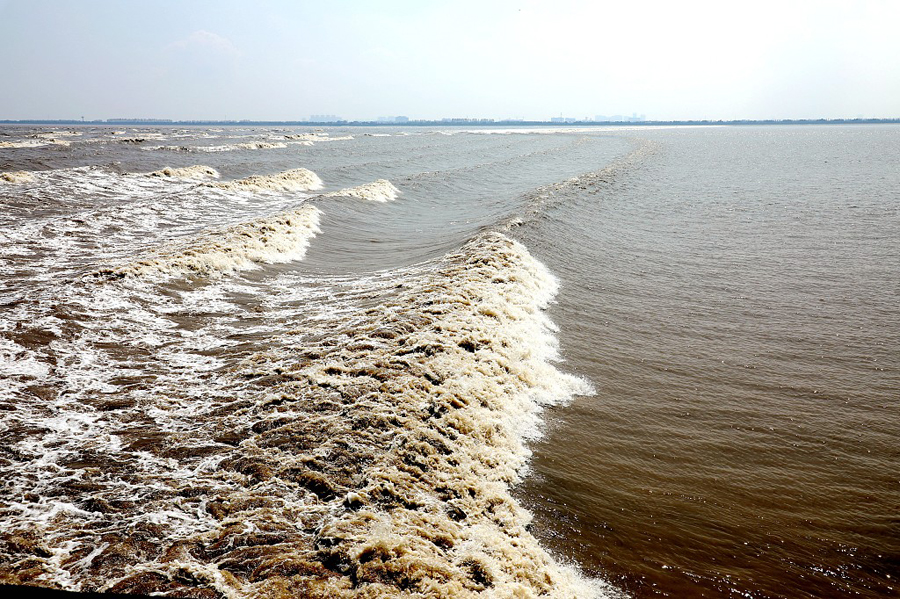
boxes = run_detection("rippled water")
[516,125,900,597]
[1,124,897,598]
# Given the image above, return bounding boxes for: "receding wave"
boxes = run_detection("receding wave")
[146,165,221,180]
[208,168,324,193]
[96,204,321,278]
[0,171,34,184]
[323,179,400,202]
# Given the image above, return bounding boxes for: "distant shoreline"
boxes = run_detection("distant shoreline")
[1,118,898,127]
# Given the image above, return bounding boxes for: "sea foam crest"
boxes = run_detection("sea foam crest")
[210,142,287,152]
[146,165,220,180]
[209,233,606,598]
[0,139,70,148]
[0,171,35,184]
[145,142,288,153]
[103,233,606,597]
[208,168,324,193]
[324,179,400,202]
[33,131,81,138]
[98,204,322,278]
[283,133,355,145]
[1,232,618,598]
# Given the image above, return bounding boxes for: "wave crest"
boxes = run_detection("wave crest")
[324,179,400,202]
[146,142,288,153]
[0,171,35,184]
[103,233,604,597]
[0,139,70,148]
[284,133,354,143]
[209,168,324,193]
[146,165,220,180]
[97,205,322,278]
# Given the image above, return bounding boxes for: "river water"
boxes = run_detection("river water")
[1,124,897,598]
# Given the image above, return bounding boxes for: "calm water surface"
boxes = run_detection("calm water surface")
[518,125,899,597]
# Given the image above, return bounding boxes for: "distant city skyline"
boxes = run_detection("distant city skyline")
[1,0,898,122]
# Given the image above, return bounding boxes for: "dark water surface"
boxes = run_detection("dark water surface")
[1,124,897,598]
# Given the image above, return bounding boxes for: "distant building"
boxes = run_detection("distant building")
[551,117,578,123]
[376,116,409,123]
[106,118,173,123]
[440,118,494,124]
[595,114,646,122]
[309,114,341,123]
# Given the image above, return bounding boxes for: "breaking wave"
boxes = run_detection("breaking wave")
[0,139,69,148]
[147,142,288,153]
[0,171,34,184]
[208,168,324,194]
[96,205,322,278]
[32,131,81,138]
[2,233,612,598]
[146,165,221,180]
[284,134,354,143]
[324,179,400,203]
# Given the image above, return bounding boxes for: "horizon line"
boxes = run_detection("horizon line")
[2,117,899,127]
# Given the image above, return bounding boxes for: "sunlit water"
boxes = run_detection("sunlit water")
[1,124,897,598]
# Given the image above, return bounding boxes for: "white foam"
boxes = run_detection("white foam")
[323,179,400,202]
[0,139,66,148]
[146,165,220,180]
[146,142,288,152]
[284,133,354,143]
[33,131,81,138]
[0,171,35,184]
[100,204,322,277]
[208,168,323,193]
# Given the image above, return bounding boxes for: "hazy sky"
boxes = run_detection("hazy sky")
[1,0,898,121]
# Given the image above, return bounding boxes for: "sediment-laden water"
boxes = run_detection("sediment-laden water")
[1,124,897,598]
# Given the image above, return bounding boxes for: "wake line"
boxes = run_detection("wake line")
[503,138,660,231]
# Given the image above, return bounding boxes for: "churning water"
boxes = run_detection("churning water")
[0,124,897,598]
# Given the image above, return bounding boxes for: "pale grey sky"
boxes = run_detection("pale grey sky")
[1,0,898,121]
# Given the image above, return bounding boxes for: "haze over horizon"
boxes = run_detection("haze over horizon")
[1,0,898,122]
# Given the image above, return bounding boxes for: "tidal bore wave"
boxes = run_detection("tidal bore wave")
[208,168,324,193]
[146,142,289,153]
[0,126,637,598]
[146,165,221,180]
[323,179,400,203]
[96,204,322,278]
[1,231,612,598]
[0,172,35,184]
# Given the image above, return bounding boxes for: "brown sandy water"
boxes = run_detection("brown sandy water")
[515,125,899,597]
[1,124,897,598]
